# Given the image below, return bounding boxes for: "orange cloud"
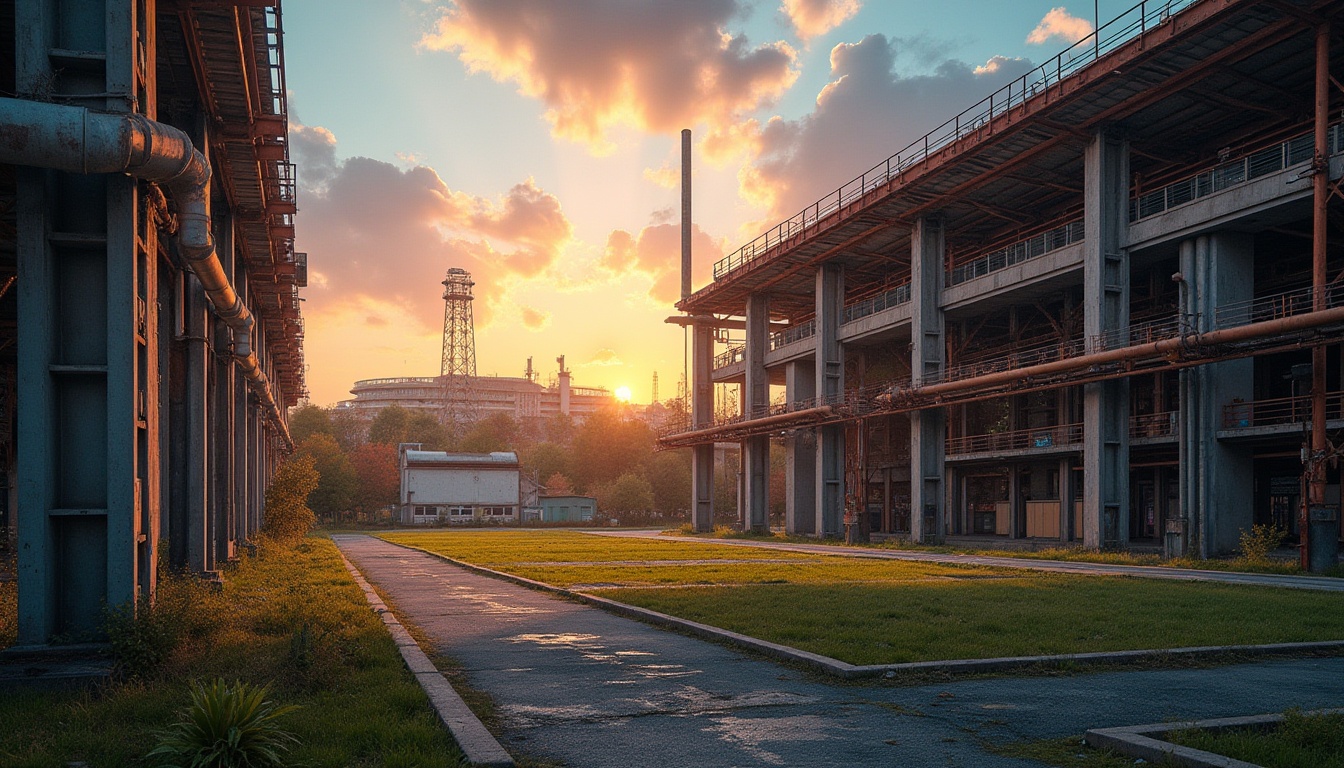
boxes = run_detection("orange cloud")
[602,219,723,302]
[290,125,573,331]
[519,305,551,330]
[1026,8,1093,45]
[419,0,799,152]
[782,0,861,41]
[585,348,623,367]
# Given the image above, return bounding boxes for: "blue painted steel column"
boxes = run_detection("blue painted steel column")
[1082,131,1130,549]
[743,294,770,532]
[910,218,946,544]
[814,263,844,535]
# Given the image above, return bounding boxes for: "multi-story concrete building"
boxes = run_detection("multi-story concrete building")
[663,0,1344,563]
[337,372,613,426]
[0,0,306,643]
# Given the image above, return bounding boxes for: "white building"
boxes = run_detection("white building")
[399,448,534,524]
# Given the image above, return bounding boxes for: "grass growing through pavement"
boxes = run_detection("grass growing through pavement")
[0,537,466,768]
[1167,709,1344,768]
[383,529,1344,666]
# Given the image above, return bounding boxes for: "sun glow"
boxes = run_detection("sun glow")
[615,385,633,402]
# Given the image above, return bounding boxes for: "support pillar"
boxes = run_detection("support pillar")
[1082,131,1130,549]
[910,218,946,544]
[691,323,715,531]
[1178,235,1254,557]
[743,294,770,532]
[785,361,816,534]
[815,263,844,535]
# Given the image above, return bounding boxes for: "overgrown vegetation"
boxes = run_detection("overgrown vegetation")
[1167,709,1344,768]
[1239,523,1288,565]
[987,736,1155,767]
[385,530,1344,666]
[1,544,16,649]
[0,537,467,767]
[259,455,319,546]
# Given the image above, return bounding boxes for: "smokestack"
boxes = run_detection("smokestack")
[681,128,692,301]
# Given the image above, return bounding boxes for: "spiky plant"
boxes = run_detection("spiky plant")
[146,678,300,768]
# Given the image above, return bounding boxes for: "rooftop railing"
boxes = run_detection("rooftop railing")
[946,422,1083,455]
[1222,392,1344,430]
[710,0,1198,284]
[1131,124,1344,222]
[948,220,1084,287]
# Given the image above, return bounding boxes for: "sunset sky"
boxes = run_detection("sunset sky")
[285,0,1115,406]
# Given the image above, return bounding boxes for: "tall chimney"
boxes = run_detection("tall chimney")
[681,128,692,301]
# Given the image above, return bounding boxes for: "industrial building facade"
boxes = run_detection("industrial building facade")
[0,0,306,644]
[664,0,1344,561]
[399,448,537,524]
[338,371,613,426]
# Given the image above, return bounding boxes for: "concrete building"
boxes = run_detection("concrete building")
[0,1,306,644]
[337,373,613,426]
[664,0,1344,564]
[399,448,535,524]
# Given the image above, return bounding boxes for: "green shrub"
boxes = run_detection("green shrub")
[146,678,300,768]
[1239,523,1286,564]
[261,455,319,546]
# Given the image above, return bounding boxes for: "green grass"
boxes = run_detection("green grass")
[1167,709,1344,768]
[382,529,1344,666]
[988,736,1165,767]
[672,527,1344,577]
[0,538,467,768]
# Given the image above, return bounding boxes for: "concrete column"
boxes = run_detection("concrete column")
[691,323,715,531]
[1059,458,1073,542]
[815,263,844,535]
[785,361,817,534]
[743,294,770,531]
[1082,131,1130,549]
[185,281,213,575]
[910,218,946,543]
[1178,234,1254,557]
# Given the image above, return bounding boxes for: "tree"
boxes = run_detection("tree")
[262,455,319,545]
[350,442,399,519]
[460,413,518,453]
[571,405,653,492]
[406,411,452,451]
[544,472,573,495]
[521,442,571,487]
[644,451,691,515]
[296,433,357,521]
[367,405,411,446]
[329,408,367,452]
[594,472,654,522]
[288,404,331,446]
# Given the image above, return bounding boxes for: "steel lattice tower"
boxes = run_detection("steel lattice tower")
[439,268,478,428]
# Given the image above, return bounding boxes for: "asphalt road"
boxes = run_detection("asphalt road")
[335,535,1344,767]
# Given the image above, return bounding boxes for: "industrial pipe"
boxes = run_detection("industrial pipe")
[889,304,1344,403]
[0,97,292,449]
[660,405,834,445]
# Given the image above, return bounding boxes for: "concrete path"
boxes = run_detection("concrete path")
[334,535,1344,768]
[588,530,1344,592]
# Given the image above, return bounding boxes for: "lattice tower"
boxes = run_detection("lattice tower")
[439,268,478,428]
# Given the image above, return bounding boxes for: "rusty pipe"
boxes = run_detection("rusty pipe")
[660,405,834,445]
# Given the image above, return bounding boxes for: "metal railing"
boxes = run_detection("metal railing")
[770,319,816,350]
[948,220,1084,286]
[923,336,1087,386]
[1131,411,1177,439]
[714,344,747,369]
[711,0,1197,283]
[1131,124,1344,222]
[1214,285,1344,330]
[946,422,1083,455]
[1221,392,1344,430]
[843,283,911,323]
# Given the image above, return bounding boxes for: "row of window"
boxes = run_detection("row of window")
[412,505,516,517]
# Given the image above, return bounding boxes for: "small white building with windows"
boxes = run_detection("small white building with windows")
[398,447,525,524]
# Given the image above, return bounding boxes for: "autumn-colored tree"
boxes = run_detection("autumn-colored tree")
[350,442,399,518]
[262,455,319,545]
[544,472,573,495]
[289,404,332,446]
[367,405,450,450]
[460,413,518,453]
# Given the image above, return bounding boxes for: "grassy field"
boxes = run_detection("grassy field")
[1167,709,1344,768]
[0,537,466,768]
[382,529,1344,666]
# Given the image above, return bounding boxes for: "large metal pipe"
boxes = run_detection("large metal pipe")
[663,405,834,445]
[0,97,292,449]
[1307,21,1332,569]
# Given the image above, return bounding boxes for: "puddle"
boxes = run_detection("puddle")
[703,714,834,765]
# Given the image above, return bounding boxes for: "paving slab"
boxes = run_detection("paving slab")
[335,534,1344,768]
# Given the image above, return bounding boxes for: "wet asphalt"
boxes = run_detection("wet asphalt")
[333,534,1344,768]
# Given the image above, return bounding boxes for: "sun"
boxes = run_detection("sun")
[615,385,632,403]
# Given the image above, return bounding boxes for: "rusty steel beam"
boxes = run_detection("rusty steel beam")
[1307,20,1332,567]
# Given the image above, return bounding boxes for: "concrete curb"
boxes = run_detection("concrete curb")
[1085,708,1344,767]
[385,539,1344,681]
[334,547,514,768]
